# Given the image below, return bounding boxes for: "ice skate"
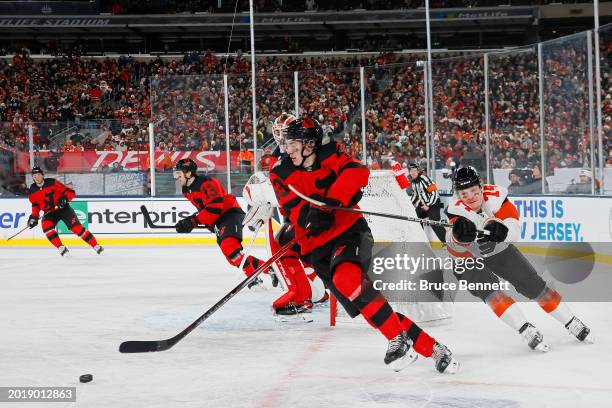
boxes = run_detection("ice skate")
[58,246,70,257]
[519,322,550,352]
[566,317,594,344]
[432,342,459,374]
[94,245,104,255]
[384,332,418,372]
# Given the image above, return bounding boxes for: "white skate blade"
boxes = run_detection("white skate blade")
[581,332,595,344]
[273,313,313,324]
[441,358,460,374]
[534,341,550,353]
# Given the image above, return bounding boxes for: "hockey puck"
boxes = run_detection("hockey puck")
[79,374,93,383]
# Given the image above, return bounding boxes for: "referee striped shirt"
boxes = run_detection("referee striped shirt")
[411,174,440,207]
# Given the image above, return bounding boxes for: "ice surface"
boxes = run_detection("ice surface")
[1,246,610,408]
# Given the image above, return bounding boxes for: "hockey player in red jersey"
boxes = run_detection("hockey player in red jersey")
[173,158,267,278]
[446,166,594,350]
[269,116,459,373]
[27,166,103,256]
[243,111,328,317]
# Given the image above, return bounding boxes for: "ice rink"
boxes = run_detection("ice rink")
[1,245,611,408]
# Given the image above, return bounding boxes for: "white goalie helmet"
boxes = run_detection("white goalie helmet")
[272,112,296,147]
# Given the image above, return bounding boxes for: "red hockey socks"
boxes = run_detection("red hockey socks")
[70,224,98,248]
[219,237,264,276]
[41,219,63,248]
[333,262,404,340]
[396,313,435,358]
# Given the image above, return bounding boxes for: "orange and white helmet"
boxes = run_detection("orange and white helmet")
[272,112,296,147]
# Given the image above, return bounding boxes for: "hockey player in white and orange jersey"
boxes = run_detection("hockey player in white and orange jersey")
[445,166,594,351]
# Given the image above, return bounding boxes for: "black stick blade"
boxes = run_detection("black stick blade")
[119,339,172,353]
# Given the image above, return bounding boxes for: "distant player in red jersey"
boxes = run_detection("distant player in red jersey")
[27,167,103,256]
[173,158,267,278]
[269,116,459,373]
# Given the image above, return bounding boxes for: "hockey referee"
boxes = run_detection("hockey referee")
[408,163,446,242]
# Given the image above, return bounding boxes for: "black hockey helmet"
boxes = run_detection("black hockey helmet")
[408,162,419,170]
[174,158,197,175]
[31,166,44,175]
[285,116,323,147]
[454,166,481,191]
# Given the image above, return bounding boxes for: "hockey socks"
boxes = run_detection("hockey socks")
[70,225,98,248]
[396,313,436,358]
[486,291,526,331]
[333,262,404,340]
[41,220,63,248]
[220,237,265,276]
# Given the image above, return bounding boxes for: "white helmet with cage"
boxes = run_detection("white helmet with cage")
[272,112,297,149]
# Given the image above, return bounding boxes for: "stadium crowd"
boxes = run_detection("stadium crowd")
[0,33,610,181]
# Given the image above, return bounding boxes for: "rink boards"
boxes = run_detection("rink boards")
[2,195,612,245]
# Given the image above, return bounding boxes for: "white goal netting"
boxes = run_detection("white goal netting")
[331,170,454,325]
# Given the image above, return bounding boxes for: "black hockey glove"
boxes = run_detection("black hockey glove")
[306,195,339,237]
[452,217,477,243]
[27,215,38,229]
[477,220,508,243]
[175,215,198,234]
[57,195,69,209]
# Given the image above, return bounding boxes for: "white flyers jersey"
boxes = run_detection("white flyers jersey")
[445,184,520,261]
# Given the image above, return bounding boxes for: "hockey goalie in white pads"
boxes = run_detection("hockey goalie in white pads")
[243,171,328,317]
[445,166,594,351]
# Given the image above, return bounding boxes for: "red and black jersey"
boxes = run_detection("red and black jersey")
[182,175,242,227]
[28,178,75,218]
[269,142,370,257]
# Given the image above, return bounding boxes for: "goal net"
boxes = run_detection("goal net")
[330,170,454,326]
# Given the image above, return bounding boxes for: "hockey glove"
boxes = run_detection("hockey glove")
[306,195,339,237]
[478,220,508,243]
[27,215,38,229]
[452,217,477,243]
[243,203,273,232]
[175,215,198,233]
[57,195,69,209]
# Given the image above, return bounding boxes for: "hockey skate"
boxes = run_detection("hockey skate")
[94,245,104,255]
[384,332,418,372]
[432,342,459,374]
[273,302,313,323]
[247,276,265,290]
[565,316,594,343]
[519,322,550,352]
[58,246,70,257]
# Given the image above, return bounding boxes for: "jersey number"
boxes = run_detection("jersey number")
[482,185,500,201]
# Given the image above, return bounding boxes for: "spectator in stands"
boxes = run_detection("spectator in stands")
[565,169,593,195]
[507,169,522,194]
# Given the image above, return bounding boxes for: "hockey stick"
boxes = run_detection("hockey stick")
[288,184,490,235]
[140,205,208,230]
[5,225,30,241]
[119,227,308,353]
